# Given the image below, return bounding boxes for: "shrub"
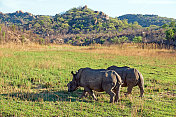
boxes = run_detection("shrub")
[132,36,142,43]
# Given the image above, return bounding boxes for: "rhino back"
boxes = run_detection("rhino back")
[79,69,119,92]
[79,69,106,91]
[108,66,139,84]
[107,66,128,79]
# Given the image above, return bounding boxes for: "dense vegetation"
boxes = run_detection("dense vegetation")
[0,6,142,35]
[26,6,142,35]
[0,10,37,25]
[0,5,176,47]
[118,14,176,27]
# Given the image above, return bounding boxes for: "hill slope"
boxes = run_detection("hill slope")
[26,6,138,35]
[0,6,175,46]
[0,10,37,25]
[1,6,142,35]
[118,14,176,27]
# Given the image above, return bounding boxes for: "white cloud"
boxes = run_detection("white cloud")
[128,0,176,4]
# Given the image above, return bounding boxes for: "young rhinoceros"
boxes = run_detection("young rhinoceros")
[67,68,123,103]
[107,66,144,97]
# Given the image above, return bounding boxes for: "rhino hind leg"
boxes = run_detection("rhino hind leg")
[105,89,116,103]
[138,83,144,98]
[104,84,116,103]
[114,85,121,102]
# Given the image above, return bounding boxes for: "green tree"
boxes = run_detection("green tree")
[132,21,142,29]
[132,36,143,43]
[119,36,128,43]
[169,21,176,27]
[112,36,128,44]
[3,32,5,40]
[166,29,174,41]
[12,24,16,32]
[21,35,25,44]
[33,23,41,28]
[162,24,168,29]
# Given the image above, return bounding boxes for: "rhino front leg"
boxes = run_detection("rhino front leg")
[84,87,97,101]
[125,85,133,96]
[79,90,88,98]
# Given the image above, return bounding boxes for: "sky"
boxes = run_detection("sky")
[0,0,176,19]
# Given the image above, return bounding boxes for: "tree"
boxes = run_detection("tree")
[3,32,5,41]
[12,24,16,32]
[132,36,143,43]
[162,24,168,29]
[169,21,176,27]
[166,29,174,41]
[132,21,142,29]
[112,36,128,44]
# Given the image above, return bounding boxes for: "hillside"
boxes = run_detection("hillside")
[0,23,43,44]
[1,6,142,35]
[0,10,37,25]
[25,6,141,35]
[0,6,176,47]
[1,7,175,32]
[118,14,176,27]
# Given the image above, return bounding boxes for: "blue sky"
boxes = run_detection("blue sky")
[0,0,176,18]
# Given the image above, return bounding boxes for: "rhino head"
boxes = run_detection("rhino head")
[67,71,79,92]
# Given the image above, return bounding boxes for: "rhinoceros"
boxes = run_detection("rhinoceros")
[67,68,123,103]
[107,66,144,97]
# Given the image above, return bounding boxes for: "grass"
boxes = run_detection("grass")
[0,43,176,116]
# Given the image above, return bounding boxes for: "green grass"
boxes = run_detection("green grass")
[0,45,176,116]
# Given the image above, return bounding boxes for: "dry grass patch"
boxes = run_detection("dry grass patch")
[76,45,176,58]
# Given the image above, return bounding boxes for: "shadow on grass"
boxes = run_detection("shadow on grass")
[0,89,91,103]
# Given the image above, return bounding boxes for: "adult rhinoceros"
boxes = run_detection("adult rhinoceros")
[107,66,144,97]
[67,68,123,103]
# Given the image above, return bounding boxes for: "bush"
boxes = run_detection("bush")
[132,36,142,43]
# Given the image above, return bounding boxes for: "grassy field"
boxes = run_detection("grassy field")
[0,44,176,116]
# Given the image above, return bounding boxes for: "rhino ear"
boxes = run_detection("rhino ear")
[71,71,74,75]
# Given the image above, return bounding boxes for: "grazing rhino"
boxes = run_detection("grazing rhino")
[67,68,123,103]
[107,66,144,97]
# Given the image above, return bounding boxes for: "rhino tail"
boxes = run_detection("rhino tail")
[137,70,144,97]
[136,70,144,87]
[138,71,144,86]
[114,71,123,85]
